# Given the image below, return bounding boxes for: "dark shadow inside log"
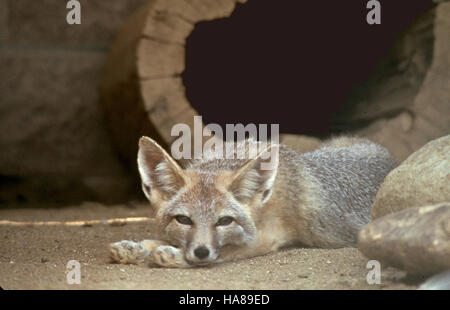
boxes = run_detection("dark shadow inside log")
[183,0,434,137]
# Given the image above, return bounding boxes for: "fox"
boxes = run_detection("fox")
[109,135,395,268]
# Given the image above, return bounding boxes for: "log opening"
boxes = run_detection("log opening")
[183,0,434,137]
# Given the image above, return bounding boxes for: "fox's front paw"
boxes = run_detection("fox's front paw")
[151,245,191,268]
[109,240,150,264]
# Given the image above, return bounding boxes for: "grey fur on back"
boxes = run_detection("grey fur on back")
[291,137,396,247]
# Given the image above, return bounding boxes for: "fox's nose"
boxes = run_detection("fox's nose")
[194,246,210,259]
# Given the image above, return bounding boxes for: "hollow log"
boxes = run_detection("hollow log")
[100,0,247,168]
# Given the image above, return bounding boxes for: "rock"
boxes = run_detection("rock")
[0,51,134,204]
[279,134,321,154]
[371,135,450,219]
[358,203,450,276]
[1,1,148,204]
[0,0,6,43]
[7,0,148,49]
[418,270,450,290]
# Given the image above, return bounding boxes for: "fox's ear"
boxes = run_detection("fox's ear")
[137,136,186,201]
[229,144,279,204]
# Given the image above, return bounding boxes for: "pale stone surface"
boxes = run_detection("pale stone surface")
[359,203,450,276]
[371,135,450,219]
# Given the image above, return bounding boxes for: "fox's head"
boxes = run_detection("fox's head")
[137,136,279,266]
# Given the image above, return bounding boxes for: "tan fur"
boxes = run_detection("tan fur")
[110,136,395,268]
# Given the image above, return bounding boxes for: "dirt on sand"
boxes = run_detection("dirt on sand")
[0,202,420,290]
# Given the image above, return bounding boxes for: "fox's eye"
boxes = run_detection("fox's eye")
[175,215,193,225]
[216,216,234,226]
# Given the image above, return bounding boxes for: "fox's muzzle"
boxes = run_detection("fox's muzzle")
[185,224,220,265]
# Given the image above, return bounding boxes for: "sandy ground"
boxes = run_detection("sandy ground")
[0,202,421,290]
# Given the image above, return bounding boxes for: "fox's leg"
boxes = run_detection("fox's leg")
[109,239,166,264]
[110,240,191,268]
[149,245,191,268]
